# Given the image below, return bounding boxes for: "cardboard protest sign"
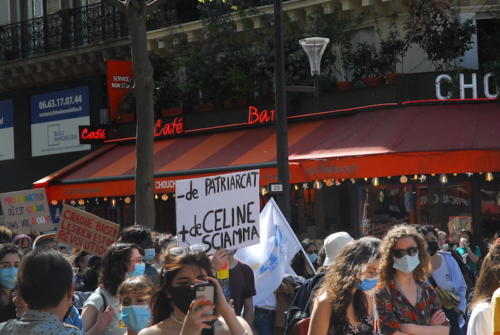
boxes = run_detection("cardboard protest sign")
[55,204,119,257]
[0,189,53,234]
[176,170,260,254]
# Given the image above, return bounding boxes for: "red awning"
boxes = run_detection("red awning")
[35,102,500,201]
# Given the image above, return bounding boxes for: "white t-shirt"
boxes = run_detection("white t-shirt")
[467,301,491,335]
[83,287,123,335]
[432,255,453,291]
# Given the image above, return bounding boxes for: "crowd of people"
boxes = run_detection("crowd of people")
[0,222,498,335]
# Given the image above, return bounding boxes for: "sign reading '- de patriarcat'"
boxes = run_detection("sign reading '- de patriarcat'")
[175,170,260,254]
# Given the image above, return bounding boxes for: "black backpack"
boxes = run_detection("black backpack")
[284,272,325,335]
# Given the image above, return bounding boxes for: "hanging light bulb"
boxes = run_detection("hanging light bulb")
[400,175,408,184]
[51,200,58,205]
[387,176,392,179]
[124,196,132,204]
[439,174,448,184]
[325,179,334,187]
[103,197,108,201]
[111,198,117,207]
[78,199,85,206]
[313,180,323,189]
[364,177,368,182]
[372,177,380,187]
[486,172,494,182]
[161,194,169,201]
[466,173,474,177]
[70,200,76,206]
[302,183,309,190]
[335,179,341,186]
[350,178,356,184]
[453,173,458,176]
[260,187,268,196]
[413,174,418,180]
[431,173,436,177]
[294,184,299,191]
[154,194,159,200]
[419,174,427,183]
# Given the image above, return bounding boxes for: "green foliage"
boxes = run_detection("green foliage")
[405,0,475,71]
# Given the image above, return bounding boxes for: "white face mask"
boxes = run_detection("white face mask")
[393,253,420,273]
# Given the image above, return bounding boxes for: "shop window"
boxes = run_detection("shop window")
[479,182,500,239]
[359,184,413,239]
[416,182,472,243]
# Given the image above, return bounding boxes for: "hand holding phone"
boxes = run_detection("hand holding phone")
[194,282,216,327]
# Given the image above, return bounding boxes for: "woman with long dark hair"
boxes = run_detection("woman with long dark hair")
[0,244,22,323]
[467,241,500,335]
[139,250,251,335]
[375,225,449,335]
[307,237,381,335]
[82,242,145,335]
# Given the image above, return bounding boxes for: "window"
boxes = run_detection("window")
[476,18,500,65]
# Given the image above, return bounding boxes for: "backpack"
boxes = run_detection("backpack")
[284,272,325,335]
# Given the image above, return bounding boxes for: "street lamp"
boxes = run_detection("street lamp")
[273,0,330,223]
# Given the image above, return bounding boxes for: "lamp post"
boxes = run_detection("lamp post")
[273,0,329,223]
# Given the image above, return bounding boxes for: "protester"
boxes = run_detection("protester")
[32,232,57,251]
[291,239,318,279]
[0,243,22,322]
[0,226,13,244]
[77,255,102,292]
[436,230,448,250]
[119,225,160,285]
[417,225,467,334]
[375,225,449,335]
[140,251,252,335]
[12,233,33,252]
[151,233,175,271]
[307,237,381,334]
[0,249,81,334]
[118,276,155,335]
[455,229,482,276]
[467,240,500,335]
[72,250,90,289]
[322,232,354,268]
[211,248,256,325]
[81,243,144,335]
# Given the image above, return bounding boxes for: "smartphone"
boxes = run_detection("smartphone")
[195,282,216,328]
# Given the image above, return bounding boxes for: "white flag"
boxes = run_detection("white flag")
[235,197,302,303]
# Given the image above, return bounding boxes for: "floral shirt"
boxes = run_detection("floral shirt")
[0,310,82,335]
[374,280,447,335]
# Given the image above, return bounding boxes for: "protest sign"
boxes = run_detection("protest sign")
[55,204,119,257]
[176,170,260,254]
[0,189,53,234]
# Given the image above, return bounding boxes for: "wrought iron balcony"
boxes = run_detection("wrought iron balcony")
[0,2,175,62]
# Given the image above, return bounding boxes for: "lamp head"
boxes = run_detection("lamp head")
[299,37,330,76]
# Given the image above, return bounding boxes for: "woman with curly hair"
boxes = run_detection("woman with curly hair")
[82,242,145,335]
[307,237,381,335]
[375,225,448,335]
[466,240,500,335]
[140,250,252,335]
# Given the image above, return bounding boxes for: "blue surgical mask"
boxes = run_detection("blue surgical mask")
[307,253,318,263]
[0,267,17,289]
[393,253,420,273]
[120,305,151,332]
[358,278,378,291]
[143,248,155,262]
[129,263,146,277]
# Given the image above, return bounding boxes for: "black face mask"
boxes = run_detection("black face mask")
[170,285,196,314]
[428,241,439,256]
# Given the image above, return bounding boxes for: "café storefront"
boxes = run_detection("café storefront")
[34,71,500,243]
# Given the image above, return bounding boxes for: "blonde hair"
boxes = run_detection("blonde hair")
[117,276,155,301]
[379,225,430,284]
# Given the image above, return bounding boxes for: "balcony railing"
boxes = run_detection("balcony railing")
[0,2,175,62]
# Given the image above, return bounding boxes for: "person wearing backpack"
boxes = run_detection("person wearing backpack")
[308,237,381,335]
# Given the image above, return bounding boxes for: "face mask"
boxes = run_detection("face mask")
[307,253,318,263]
[428,241,439,256]
[143,248,156,262]
[358,278,378,291]
[120,305,151,332]
[0,267,17,289]
[129,263,146,277]
[170,285,196,314]
[393,253,420,273]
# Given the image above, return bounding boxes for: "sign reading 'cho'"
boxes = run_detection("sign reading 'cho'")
[176,170,260,254]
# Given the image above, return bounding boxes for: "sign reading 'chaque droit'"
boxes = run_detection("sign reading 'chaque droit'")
[55,205,119,257]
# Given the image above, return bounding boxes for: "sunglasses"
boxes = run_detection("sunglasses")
[393,246,418,259]
[168,244,207,256]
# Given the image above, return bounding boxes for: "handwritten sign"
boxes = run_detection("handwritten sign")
[0,189,53,234]
[55,205,120,257]
[176,170,260,254]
